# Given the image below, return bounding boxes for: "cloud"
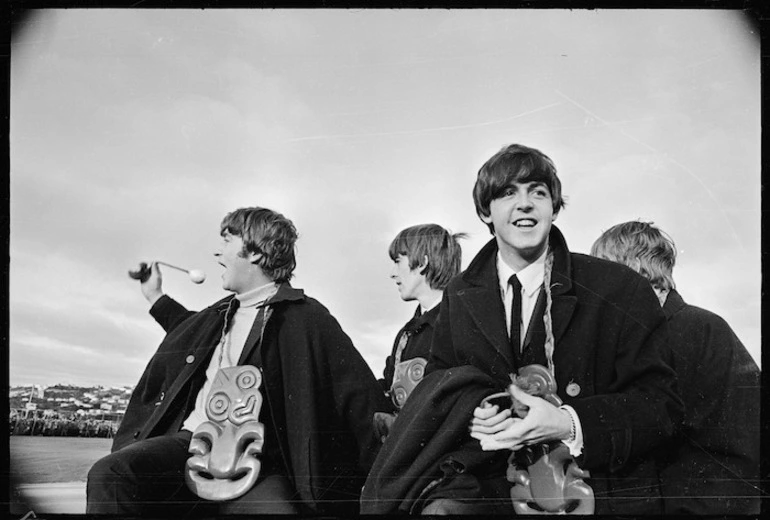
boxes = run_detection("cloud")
[10,10,761,391]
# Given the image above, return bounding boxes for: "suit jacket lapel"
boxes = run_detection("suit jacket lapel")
[459,239,514,368]
[237,306,271,366]
[459,286,514,368]
[548,227,577,347]
[550,288,577,346]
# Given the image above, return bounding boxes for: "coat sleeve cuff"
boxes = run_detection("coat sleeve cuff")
[559,404,584,457]
[149,293,173,317]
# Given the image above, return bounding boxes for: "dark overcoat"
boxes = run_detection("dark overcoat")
[379,304,440,393]
[425,225,683,515]
[114,283,390,515]
[361,365,508,515]
[658,289,760,514]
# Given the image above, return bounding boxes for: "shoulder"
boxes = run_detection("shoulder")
[273,291,339,324]
[569,252,648,294]
[670,300,733,334]
[570,252,640,281]
[565,254,666,327]
[441,275,474,306]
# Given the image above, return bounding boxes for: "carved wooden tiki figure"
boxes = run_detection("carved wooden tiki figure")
[186,365,265,501]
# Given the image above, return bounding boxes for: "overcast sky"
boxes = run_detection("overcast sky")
[10,9,760,388]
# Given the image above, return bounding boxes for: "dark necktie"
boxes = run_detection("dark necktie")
[509,274,522,354]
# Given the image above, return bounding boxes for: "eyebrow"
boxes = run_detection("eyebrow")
[501,181,547,190]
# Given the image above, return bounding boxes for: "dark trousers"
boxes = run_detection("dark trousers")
[86,430,299,516]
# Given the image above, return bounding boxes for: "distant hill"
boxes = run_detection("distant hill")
[9,384,134,418]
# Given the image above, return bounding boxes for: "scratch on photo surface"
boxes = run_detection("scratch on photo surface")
[553,88,746,253]
[283,102,563,143]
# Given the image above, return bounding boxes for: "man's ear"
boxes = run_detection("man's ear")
[248,252,263,265]
[418,255,429,275]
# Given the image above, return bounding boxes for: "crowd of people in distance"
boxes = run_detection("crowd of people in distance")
[10,412,117,438]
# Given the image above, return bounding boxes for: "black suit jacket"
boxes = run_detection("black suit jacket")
[658,289,760,514]
[427,226,683,515]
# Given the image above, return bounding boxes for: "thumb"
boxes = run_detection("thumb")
[509,384,539,405]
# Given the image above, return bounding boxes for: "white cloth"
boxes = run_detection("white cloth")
[182,282,278,433]
[495,251,584,456]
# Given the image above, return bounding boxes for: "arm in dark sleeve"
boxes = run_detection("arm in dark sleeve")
[672,310,760,487]
[321,312,394,472]
[425,291,457,374]
[149,294,197,333]
[568,277,684,472]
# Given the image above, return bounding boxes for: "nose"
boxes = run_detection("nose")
[514,192,534,211]
[390,264,398,279]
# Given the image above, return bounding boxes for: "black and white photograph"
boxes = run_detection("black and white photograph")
[8,8,762,516]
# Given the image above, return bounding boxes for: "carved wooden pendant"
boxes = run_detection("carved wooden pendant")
[185,365,265,501]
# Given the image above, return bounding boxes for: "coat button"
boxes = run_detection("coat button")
[566,382,581,397]
[133,430,140,439]
[186,355,195,364]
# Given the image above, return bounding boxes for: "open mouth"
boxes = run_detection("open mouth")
[513,218,537,228]
[194,468,250,481]
[186,466,258,501]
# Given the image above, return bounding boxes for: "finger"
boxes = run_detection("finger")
[509,384,538,405]
[486,418,530,443]
[479,436,525,452]
[470,412,511,431]
[470,416,515,436]
[469,430,487,441]
[473,404,499,419]
[471,408,510,426]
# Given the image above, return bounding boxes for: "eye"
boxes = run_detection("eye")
[500,186,516,198]
[532,187,549,198]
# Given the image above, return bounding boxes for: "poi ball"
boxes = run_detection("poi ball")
[189,270,206,284]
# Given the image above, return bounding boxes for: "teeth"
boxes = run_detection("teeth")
[514,220,536,227]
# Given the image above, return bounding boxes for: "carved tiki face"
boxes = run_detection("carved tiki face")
[390,357,427,408]
[185,365,265,501]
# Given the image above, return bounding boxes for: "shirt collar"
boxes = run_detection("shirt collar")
[496,248,547,297]
[419,294,442,315]
[235,281,279,308]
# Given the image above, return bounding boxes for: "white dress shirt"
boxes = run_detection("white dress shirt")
[495,251,584,456]
[496,251,546,351]
[182,282,278,433]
